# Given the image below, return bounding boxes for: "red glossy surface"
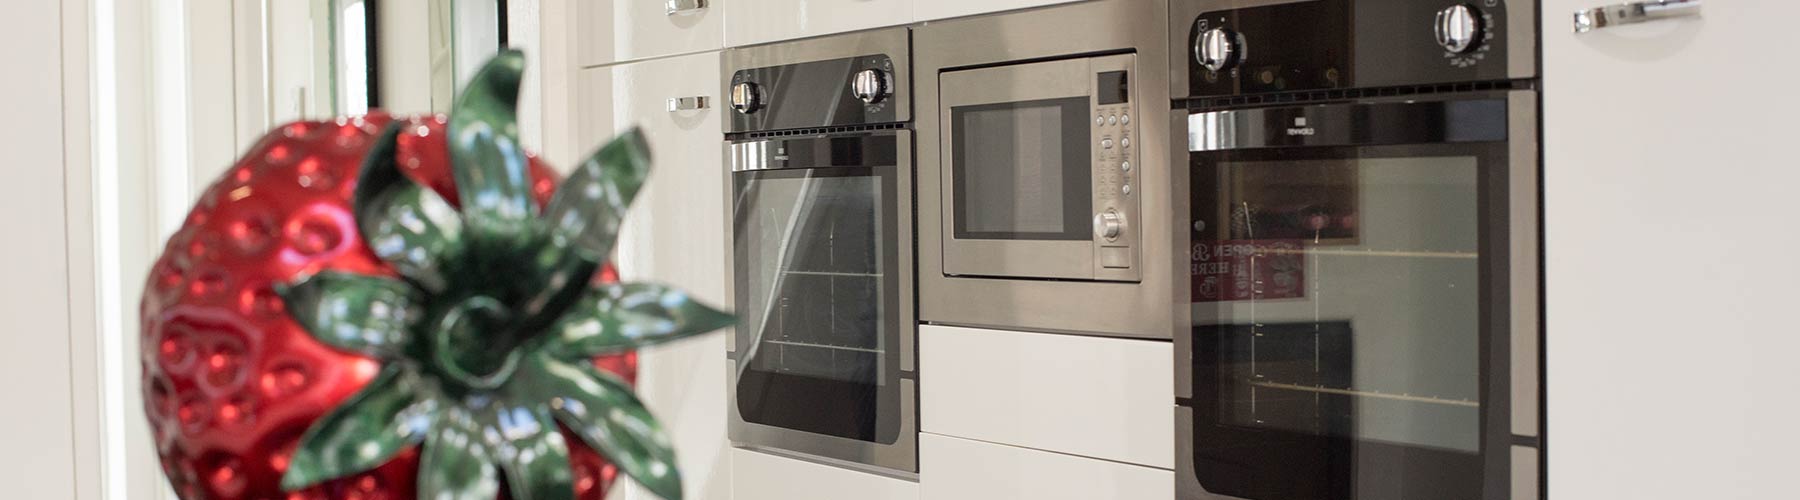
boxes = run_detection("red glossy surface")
[142,112,634,499]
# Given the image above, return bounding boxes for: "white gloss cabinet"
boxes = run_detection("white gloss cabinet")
[724,0,912,47]
[919,325,1173,468]
[577,0,725,67]
[576,51,733,500]
[914,0,1086,23]
[1541,2,1800,500]
[731,449,919,500]
[920,433,1172,500]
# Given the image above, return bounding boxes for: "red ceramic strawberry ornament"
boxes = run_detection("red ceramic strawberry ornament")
[141,51,728,500]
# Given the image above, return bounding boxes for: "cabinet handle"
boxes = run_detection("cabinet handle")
[1573,0,1700,33]
[666,96,710,112]
[665,0,707,16]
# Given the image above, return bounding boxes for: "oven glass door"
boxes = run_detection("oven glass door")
[732,154,902,446]
[1186,97,1531,499]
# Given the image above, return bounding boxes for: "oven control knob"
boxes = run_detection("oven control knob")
[730,82,763,114]
[1094,210,1124,241]
[1434,5,1483,54]
[1196,28,1241,72]
[851,69,892,104]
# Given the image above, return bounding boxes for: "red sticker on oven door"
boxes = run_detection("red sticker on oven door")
[1192,240,1306,303]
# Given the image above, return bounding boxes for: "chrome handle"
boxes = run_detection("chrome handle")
[1574,0,1700,33]
[665,0,707,16]
[666,96,709,112]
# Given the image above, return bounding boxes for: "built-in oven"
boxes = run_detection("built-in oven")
[1171,1,1540,499]
[722,28,917,476]
[917,0,1177,340]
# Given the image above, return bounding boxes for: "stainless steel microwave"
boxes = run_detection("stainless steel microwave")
[938,53,1143,282]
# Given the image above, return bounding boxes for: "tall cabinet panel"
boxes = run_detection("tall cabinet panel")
[577,51,732,500]
[914,0,1085,23]
[1542,2,1800,499]
[577,0,725,67]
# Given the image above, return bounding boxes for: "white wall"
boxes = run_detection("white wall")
[1,0,82,498]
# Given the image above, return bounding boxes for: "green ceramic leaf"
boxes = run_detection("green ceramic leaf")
[417,408,503,500]
[513,355,683,500]
[547,282,734,358]
[448,49,537,241]
[276,271,419,358]
[488,404,576,500]
[281,366,437,491]
[352,123,466,293]
[543,128,652,263]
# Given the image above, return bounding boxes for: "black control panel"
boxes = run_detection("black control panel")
[1182,0,1520,99]
[728,55,901,132]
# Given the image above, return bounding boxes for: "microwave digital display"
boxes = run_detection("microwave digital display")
[1098,71,1129,105]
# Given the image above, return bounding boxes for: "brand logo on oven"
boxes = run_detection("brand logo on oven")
[1286,117,1316,137]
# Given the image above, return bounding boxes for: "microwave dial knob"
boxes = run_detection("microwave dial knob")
[1434,5,1482,54]
[1094,211,1124,241]
[851,69,892,104]
[1196,28,1241,72]
[730,82,763,114]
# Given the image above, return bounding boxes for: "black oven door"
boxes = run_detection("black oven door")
[726,130,917,474]
[1178,92,1540,499]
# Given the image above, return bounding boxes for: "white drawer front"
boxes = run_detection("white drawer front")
[920,325,1173,468]
[920,433,1173,500]
[915,0,1087,23]
[731,449,919,500]
[725,0,912,47]
[578,0,725,67]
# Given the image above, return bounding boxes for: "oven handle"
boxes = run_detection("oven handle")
[1188,98,1510,152]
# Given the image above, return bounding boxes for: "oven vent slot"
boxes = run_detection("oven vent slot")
[739,122,907,139]
[1187,80,1533,110]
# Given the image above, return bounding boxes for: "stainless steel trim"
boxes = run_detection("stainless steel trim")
[664,0,706,16]
[722,28,913,133]
[666,96,709,112]
[1172,110,1194,400]
[1508,0,1539,80]
[916,0,1175,340]
[1512,445,1541,500]
[1509,90,1542,438]
[1574,0,1700,33]
[1175,406,1252,500]
[1188,109,1238,152]
[726,360,920,477]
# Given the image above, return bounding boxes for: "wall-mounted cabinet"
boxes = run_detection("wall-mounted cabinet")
[577,0,725,67]
[724,0,912,47]
[914,0,1085,23]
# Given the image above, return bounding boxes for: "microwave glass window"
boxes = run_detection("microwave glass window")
[734,168,902,443]
[951,97,1092,240]
[1194,156,1482,454]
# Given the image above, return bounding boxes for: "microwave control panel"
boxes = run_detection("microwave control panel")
[1090,53,1140,282]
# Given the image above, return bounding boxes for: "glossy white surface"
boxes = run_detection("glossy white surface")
[1542,2,1800,499]
[578,51,733,500]
[577,0,725,67]
[919,325,1173,468]
[920,433,1172,500]
[914,0,1086,23]
[731,448,919,500]
[724,0,912,47]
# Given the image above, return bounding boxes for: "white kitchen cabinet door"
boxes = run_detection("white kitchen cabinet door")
[577,51,733,500]
[731,449,919,500]
[577,0,725,67]
[1543,2,1800,499]
[920,433,1172,500]
[724,0,911,47]
[914,0,1086,23]
[919,325,1174,468]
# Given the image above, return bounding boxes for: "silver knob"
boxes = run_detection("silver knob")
[1196,28,1240,72]
[729,82,762,114]
[1094,211,1124,241]
[1435,5,1482,54]
[851,69,891,104]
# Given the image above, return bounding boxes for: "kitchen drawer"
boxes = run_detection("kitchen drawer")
[920,433,1172,500]
[577,52,728,303]
[919,325,1173,468]
[577,0,725,67]
[731,448,919,500]
[724,0,912,47]
[915,0,1087,23]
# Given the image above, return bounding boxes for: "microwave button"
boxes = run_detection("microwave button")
[1094,210,1124,240]
[1095,116,1105,126]
[1120,137,1131,148]
[1122,184,1132,195]
[1121,161,1131,172]
[1120,114,1130,125]
[1107,115,1118,125]
[1102,138,1114,149]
